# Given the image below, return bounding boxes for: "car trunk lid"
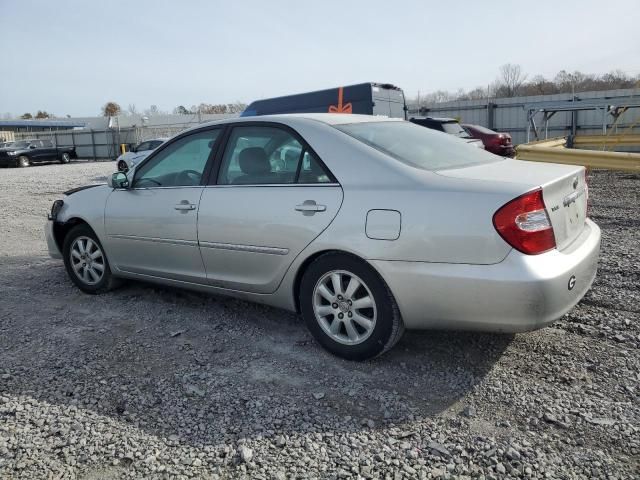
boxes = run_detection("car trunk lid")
[436,159,587,251]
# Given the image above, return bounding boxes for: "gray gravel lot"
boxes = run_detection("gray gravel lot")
[0,161,638,479]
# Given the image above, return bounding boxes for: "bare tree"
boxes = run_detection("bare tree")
[498,64,527,97]
[35,110,51,119]
[21,113,33,119]
[127,104,139,116]
[102,102,121,117]
[144,105,165,116]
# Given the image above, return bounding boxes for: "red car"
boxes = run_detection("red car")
[462,124,515,157]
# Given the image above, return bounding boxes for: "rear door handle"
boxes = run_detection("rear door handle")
[175,201,196,211]
[295,200,326,215]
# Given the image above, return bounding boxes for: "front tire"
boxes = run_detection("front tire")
[17,156,30,168]
[60,152,71,164]
[62,224,120,294]
[300,253,404,361]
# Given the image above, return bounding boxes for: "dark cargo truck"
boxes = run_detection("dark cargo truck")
[242,83,407,119]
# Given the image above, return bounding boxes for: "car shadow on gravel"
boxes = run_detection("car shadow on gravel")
[0,256,513,449]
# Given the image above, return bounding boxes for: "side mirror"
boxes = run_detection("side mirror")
[108,171,130,189]
[29,144,36,149]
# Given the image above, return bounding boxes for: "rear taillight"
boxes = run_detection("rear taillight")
[493,188,556,255]
[498,134,511,145]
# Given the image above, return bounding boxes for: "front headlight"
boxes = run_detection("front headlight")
[48,200,64,221]
[8,151,18,156]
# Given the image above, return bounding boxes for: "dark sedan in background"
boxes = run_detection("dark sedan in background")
[463,124,515,157]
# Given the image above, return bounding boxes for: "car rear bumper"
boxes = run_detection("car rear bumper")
[45,220,62,259]
[372,219,600,332]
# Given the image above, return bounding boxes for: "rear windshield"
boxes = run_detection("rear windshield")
[441,122,471,137]
[334,121,499,171]
[465,124,495,134]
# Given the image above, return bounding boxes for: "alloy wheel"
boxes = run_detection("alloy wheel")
[312,270,377,345]
[70,236,105,285]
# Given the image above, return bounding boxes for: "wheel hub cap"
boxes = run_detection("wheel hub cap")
[338,300,350,313]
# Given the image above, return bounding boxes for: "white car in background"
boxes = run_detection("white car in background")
[116,138,167,172]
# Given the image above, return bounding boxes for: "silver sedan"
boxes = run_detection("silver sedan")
[45,114,600,360]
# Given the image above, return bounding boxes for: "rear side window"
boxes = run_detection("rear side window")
[41,139,53,147]
[335,121,499,171]
[217,126,332,185]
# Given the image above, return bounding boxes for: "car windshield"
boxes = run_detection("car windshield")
[10,141,30,149]
[441,122,471,138]
[335,121,500,171]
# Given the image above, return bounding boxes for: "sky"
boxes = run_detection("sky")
[1,0,639,117]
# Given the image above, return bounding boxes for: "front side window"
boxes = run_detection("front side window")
[133,129,220,188]
[335,121,500,171]
[41,139,53,147]
[217,126,332,185]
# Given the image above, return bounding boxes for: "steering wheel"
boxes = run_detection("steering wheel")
[176,169,202,185]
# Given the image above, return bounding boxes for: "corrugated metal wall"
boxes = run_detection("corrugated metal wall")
[12,114,240,159]
[412,88,640,145]
[14,128,139,159]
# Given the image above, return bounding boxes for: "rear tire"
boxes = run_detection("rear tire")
[62,224,121,294]
[60,152,71,164]
[299,253,404,361]
[17,156,29,168]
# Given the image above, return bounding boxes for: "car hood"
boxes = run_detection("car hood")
[117,151,148,161]
[64,184,105,196]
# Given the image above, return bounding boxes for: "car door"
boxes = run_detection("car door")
[104,128,222,283]
[39,139,57,161]
[28,140,44,162]
[198,124,343,294]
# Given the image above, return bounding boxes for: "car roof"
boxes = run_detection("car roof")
[197,113,403,129]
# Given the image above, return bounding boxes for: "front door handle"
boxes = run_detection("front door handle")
[295,200,326,216]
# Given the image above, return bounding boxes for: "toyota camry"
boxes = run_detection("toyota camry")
[45,114,600,360]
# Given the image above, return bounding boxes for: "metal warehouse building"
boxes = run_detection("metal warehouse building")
[0,119,87,142]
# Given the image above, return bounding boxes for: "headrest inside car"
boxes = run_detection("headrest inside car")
[239,147,270,174]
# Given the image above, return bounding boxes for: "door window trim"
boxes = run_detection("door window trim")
[206,121,338,186]
[131,126,224,190]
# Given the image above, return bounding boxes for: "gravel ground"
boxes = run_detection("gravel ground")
[0,161,638,480]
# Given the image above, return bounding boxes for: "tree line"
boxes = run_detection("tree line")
[412,64,640,106]
[100,102,247,117]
